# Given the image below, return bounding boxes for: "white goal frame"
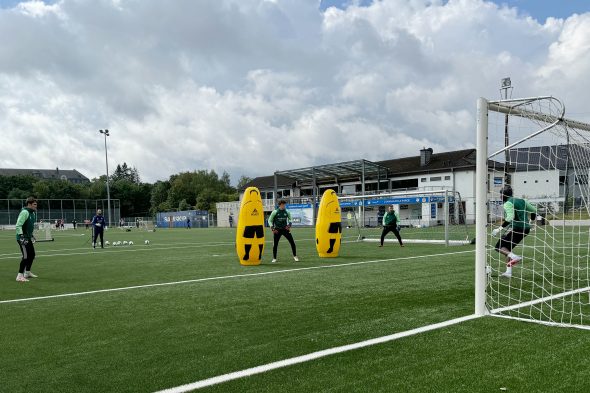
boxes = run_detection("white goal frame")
[475,96,590,325]
[339,189,472,246]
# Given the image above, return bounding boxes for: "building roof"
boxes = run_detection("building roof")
[509,145,590,171]
[376,148,477,175]
[242,148,479,191]
[275,159,389,184]
[242,174,294,191]
[0,168,90,182]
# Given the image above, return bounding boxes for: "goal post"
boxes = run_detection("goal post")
[35,221,55,242]
[476,96,590,328]
[339,190,473,246]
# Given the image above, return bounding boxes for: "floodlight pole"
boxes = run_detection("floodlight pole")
[99,129,112,228]
[500,77,513,185]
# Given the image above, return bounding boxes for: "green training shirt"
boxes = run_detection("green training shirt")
[268,208,292,229]
[15,207,37,240]
[382,211,400,226]
[504,197,536,231]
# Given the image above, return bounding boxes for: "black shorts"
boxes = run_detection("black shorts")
[243,225,264,239]
[495,227,530,252]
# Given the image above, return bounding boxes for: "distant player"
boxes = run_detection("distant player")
[268,200,299,263]
[379,205,403,247]
[186,216,191,229]
[15,196,38,282]
[91,209,106,249]
[491,185,537,278]
[228,214,234,228]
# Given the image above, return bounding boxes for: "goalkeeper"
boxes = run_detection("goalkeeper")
[379,205,404,247]
[91,209,106,249]
[268,200,299,263]
[15,196,38,282]
[491,185,537,278]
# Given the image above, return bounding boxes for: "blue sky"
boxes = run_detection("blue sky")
[319,0,590,22]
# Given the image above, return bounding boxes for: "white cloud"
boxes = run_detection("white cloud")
[1,0,589,184]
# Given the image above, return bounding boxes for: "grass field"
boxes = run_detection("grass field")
[1,226,590,392]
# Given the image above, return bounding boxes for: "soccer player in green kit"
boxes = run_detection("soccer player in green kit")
[491,185,537,278]
[15,196,39,282]
[268,200,299,263]
[379,205,404,247]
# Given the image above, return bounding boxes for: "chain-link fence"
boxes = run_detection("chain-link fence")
[0,199,121,227]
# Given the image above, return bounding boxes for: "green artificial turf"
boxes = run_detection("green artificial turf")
[0,226,588,393]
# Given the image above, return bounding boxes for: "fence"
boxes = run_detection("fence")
[0,199,121,227]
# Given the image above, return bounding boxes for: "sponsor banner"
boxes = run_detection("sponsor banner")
[340,196,455,206]
[156,210,208,228]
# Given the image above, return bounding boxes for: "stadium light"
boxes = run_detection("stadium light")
[99,129,112,228]
[500,77,513,184]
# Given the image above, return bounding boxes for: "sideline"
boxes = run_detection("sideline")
[154,314,480,392]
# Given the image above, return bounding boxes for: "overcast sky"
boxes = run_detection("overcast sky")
[1,0,589,184]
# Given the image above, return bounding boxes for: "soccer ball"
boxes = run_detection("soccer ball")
[144,240,150,245]
[128,241,134,246]
[123,241,128,245]
[105,240,110,246]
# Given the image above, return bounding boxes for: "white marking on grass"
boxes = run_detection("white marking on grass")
[490,313,590,331]
[0,250,473,304]
[0,242,237,260]
[490,285,590,314]
[154,314,480,392]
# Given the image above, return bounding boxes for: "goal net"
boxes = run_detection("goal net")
[35,221,55,242]
[340,190,473,245]
[476,96,590,329]
[138,219,156,232]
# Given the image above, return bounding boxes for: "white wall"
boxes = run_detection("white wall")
[512,169,560,199]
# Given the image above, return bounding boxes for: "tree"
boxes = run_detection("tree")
[237,175,253,190]
[150,181,171,214]
[111,162,140,184]
[0,175,37,199]
[178,199,191,211]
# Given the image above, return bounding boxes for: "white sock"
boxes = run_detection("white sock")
[507,252,519,259]
[505,266,513,274]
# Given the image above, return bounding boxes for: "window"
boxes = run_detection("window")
[444,176,451,180]
[421,178,427,182]
[392,179,418,189]
[430,176,441,181]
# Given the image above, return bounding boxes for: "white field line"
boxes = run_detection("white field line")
[0,241,239,260]
[0,242,235,259]
[0,236,361,259]
[490,285,590,314]
[154,314,480,393]
[0,250,474,304]
[489,314,590,331]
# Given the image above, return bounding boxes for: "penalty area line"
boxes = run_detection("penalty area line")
[0,249,474,305]
[154,314,480,392]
